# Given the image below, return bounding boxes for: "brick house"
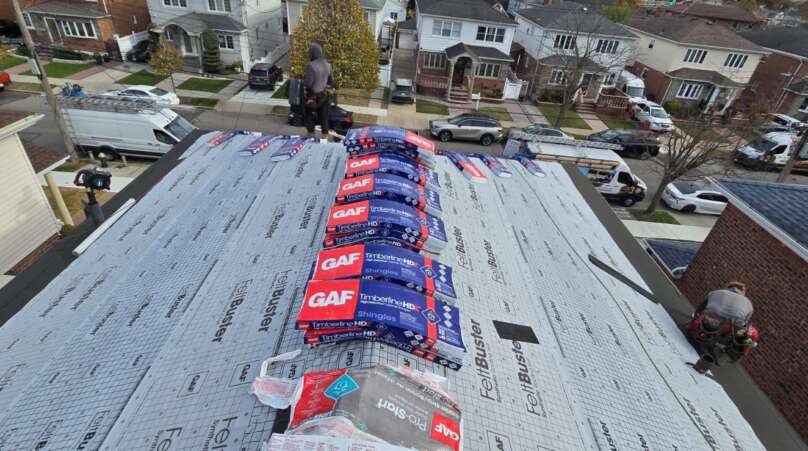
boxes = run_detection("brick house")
[20,0,151,58]
[413,0,517,100]
[665,3,760,31]
[625,15,767,115]
[677,178,808,443]
[738,27,808,121]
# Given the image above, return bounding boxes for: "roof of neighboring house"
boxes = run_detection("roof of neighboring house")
[21,140,67,174]
[539,54,603,71]
[416,0,516,25]
[627,15,764,52]
[161,12,246,35]
[290,0,385,9]
[0,112,31,130]
[645,238,701,274]
[25,0,108,18]
[516,1,634,38]
[445,42,514,61]
[667,67,743,87]
[785,79,808,95]
[739,27,808,58]
[398,18,416,30]
[667,3,758,24]
[713,178,808,258]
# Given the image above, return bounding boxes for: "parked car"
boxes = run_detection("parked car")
[287,104,355,135]
[632,100,673,132]
[0,20,21,39]
[758,113,805,135]
[509,123,571,139]
[101,85,179,105]
[391,79,414,104]
[587,128,662,160]
[662,180,728,215]
[248,63,283,90]
[430,113,503,146]
[735,131,800,170]
[0,71,10,92]
[125,40,151,63]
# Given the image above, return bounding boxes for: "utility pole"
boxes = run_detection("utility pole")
[11,0,80,161]
[776,131,808,183]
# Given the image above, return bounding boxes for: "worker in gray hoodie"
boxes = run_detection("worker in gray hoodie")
[303,42,334,140]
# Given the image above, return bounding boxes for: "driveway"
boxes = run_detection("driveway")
[392,48,416,81]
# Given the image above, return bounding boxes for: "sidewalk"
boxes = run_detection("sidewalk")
[621,219,711,242]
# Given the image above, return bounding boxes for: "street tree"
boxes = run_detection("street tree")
[201,29,223,74]
[289,0,379,89]
[149,37,183,92]
[600,4,638,23]
[738,0,757,13]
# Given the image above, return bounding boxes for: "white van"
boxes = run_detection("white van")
[522,138,648,207]
[735,132,802,170]
[618,70,646,103]
[60,96,197,159]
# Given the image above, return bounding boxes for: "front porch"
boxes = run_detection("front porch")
[415,43,513,103]
[24,0,111,55]
[664,68,743,116]
[153,12,247,73]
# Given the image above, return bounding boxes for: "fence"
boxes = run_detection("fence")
[114,31,149,57]
[503,78,524,100]
[378,62,391,88]
[596,89,630,114]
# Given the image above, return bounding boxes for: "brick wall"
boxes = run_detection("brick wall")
[744,51,808,113]
[107,0,151,37]
[677,203,808,442]
[6,233,59,275]
[630,62,670,104]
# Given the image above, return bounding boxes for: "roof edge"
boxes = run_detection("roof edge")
[623,24,768,55]
[0,114,43,141]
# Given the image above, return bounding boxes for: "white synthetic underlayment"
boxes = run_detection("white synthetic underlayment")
[0,135,763,450]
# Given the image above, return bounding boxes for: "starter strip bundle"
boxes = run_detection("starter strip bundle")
[271,137,311,161]
[335,173,442,216]
[475,154,512,178]
[445,151,487,183]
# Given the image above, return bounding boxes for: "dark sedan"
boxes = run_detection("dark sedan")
[587,128,662,160]
[126,40,151,63]
[391,78,414,104]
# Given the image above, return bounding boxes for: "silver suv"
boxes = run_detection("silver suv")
[430,114,503,146]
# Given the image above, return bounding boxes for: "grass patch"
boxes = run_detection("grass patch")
[629,208,680,224]
[272,80,289,99]
[416,99,448,115]
[117,70,168,86]
[177,77,233,93]
[537,103,591,130]
[599,114,635,130]
[0,54,26,70]
[42,187,113,224]
[271,105,290,115]
[476,107,512,122]
[340,88,376,107]
[180,97,218,108]
[23,62,94,78]
[55,159,92,172]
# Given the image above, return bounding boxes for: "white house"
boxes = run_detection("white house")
[286,0,407,40]
[147,0,286,72]
[512,2,637,102]
[625,15,768,114]
[414,0,517,100]
[0,113,61,275]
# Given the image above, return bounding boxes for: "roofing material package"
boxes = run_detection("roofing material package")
[345,152,441,190]
[335,172,443,216]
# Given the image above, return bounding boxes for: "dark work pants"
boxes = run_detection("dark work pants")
[305,94,330,134]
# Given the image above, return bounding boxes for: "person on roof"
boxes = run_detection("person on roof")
[303,42,334,140]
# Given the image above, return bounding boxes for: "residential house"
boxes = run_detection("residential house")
[625,15,767,115]
[413,0,517,100]
[147,0,285,72]
[739,27,808,120]
[665,2,760,31]
[286,0,407,39]
[18,0,151,58]
[0,112,61,275]
[511,1,637,105]
[677,178,808,444]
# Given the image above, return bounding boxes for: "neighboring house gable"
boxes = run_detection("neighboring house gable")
[666,3,760,30]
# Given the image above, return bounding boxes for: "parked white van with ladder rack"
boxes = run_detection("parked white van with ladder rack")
[59,95,197,159]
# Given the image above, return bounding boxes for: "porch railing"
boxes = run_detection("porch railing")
[418,73,449,90]
[596,89,630,113]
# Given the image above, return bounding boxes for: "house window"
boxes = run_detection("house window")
[549,69,568,85]
[676,82,704,99]
[208,0,232,12]
[476,63,500,78]
[165,29,174,41]
[595,39,619,54]
[603,72,617,86]
[23,13,34,29]
[218,34,234,49]
[364,10,371,24]
[423,52,447,69]
[799,97,808,113]
[553,34,576,50]
[723,53,748,69]
[476,26,505,43]
[432,19,461,38]
[59,20,96,38]
[163,0,187,7]
[390,12,398,20]
[684,48,707,64]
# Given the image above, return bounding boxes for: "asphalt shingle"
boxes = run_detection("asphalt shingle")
[417,0,516,24]
[627,15,764,52]
[517,1,635,37]
[645,238,701,273]
[739,27,808,58]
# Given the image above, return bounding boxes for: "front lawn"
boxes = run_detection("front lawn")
[415,99,448,115]
[537,103,590,130]
[180,97,219,108]
[599,114,636,130]
[476,107,512,122]
[7,82,55,93]
[24,62,95,78]
[629,208,680,224]
[117,70,168,86]
[0,54,26,70]
[340,88,375,107]
[272,80,289,99]
[177,77,233,93]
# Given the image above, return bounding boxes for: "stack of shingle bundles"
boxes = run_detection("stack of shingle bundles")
[474,153,512,178]
[271,136,312,161]
[345,152,441,191]
[335,173,442,216]
[344,126,437,167]
[445,151,488,183]
[239,135,284,156]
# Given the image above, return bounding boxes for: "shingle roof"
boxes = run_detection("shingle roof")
[21,140,67,174]
[398,18,416,30]
[517,2,634,37]
[360,0,384,9]
[786,79,808,95]
[739,27,808,58]
[161,12,246,34]
[445,42,513,61]
[25,0,108,18]
[667,67,743,87]
[0,112,31,130]
[667,3,758,24]
[417,0,516,25]
[714,178,808,255]
[645,238,701,273]
[539,54,603,71]
[627,15,764,52]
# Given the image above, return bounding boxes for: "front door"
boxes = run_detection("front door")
[580,73,594,96]
[182,32,194,55]
[452,60,465,84]
[45,18,62,45]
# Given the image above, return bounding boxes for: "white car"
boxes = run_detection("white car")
[509,123,571,139]
[103,85,180,105]
[662,180,728,215]
[632,100,673,132]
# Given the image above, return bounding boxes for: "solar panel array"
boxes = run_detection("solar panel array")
[0,134,764,451]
